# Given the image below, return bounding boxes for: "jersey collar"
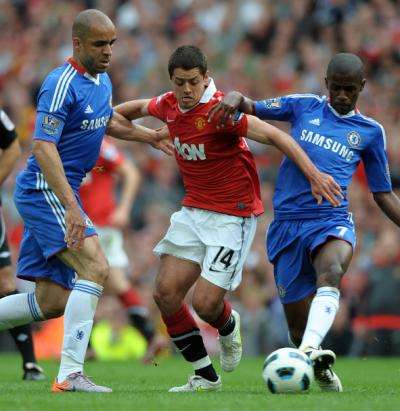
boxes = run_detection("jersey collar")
[199,78,217,103]
[327,102,357,118]
[178,78,217,113]
[67,57,100,85]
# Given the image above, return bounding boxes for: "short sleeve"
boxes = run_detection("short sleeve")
[148,93,171,122]
[33,71,75,144]
[254,94,321,123]
[222,111,248,137]
[0,109,17,149]
[361,126,392,193]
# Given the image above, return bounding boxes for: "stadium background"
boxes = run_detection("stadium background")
[0,0,400,359]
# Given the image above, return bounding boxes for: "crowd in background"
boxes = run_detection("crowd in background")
[1,0,400,358]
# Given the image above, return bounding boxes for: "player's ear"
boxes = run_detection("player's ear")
[72,36,82,51]
[360,78,366,91]
[324,77,329,90]
[203,70,210,82]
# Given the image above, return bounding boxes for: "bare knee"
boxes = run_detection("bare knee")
[0,266,16,295]
[153,280,183,315]
[35,280,70,319]
[317,262,345,288]
[36,292,68,319]
[80,261,110,286]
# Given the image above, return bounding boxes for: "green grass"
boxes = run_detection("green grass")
[0,354,399,411]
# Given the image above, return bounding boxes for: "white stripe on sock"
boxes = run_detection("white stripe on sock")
[191,356,212,371]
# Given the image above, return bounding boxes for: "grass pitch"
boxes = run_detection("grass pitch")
[0,354,399,411]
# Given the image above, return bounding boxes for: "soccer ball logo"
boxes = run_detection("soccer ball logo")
[347,131,361,148]
[262,348,314,393]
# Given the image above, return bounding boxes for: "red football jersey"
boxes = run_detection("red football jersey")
[148,80,263,217]
[80,139,124,226]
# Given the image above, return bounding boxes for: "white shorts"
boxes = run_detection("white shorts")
[96,226,129,268]
[153,207,257,291]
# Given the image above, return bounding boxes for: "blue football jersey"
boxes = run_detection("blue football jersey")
[18,58,113,192]
[254,94,392,219]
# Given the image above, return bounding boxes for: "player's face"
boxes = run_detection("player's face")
[74,24,116,75]
[325,73,365,115]
[171,68,209,110]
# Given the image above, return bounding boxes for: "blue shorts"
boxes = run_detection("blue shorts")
[266,213,356,304]
[14,182,96,289]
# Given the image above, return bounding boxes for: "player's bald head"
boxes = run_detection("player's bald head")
[72,9,114,40]
[326,53,364,81]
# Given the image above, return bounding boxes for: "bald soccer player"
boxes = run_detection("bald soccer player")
[0,9,171,393]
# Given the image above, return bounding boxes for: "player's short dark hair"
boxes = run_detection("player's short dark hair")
[326,53,364,80]
[168,46,207,78]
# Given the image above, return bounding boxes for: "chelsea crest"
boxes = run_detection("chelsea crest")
[347,131,361,148]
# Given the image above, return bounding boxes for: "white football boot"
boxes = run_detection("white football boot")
[304,347,343,392]
[52,372,112,393]
[168,375,222,392]
[219,310,242,372]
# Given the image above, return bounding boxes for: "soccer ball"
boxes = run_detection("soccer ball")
[262,348,314,394]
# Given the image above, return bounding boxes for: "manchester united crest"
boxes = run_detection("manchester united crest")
[195,117,206,130]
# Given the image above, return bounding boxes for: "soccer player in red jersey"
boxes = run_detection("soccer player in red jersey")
[114,45,342,392]
[80,138,158,350]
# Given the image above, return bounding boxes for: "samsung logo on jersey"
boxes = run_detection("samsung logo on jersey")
[81,115,110,130]
[300,129,354,162]
[174,137,206,160]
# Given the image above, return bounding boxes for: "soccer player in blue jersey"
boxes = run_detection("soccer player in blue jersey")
[0,9,170,393]
[209,53,400,392]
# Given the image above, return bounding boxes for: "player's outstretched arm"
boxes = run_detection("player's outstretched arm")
[208,91,255,127]
[106,111,173,155]
[373,191,400,226]
[246,115,343,207]
[32,140,85,250]
[114,99,151,121]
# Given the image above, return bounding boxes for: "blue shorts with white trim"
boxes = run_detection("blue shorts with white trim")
[266,213,356,304]
[14,176,96,290]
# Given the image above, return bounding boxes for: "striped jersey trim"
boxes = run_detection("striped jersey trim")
[358,113,387,151]
[49,65,77,113]
[36,172,66,233]
[285,93,324,102]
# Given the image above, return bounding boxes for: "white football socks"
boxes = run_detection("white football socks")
[299,287,340,351]
[0,292,44,330]
[57,279,103,382]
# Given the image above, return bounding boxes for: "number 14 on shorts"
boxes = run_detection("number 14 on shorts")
[210,246,236,272]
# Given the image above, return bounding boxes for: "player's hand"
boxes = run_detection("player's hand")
[150,127,174,155]
[309,172,343,207]
[208,92,243,127]
[64,204,86,250]
[110,207,130,228]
